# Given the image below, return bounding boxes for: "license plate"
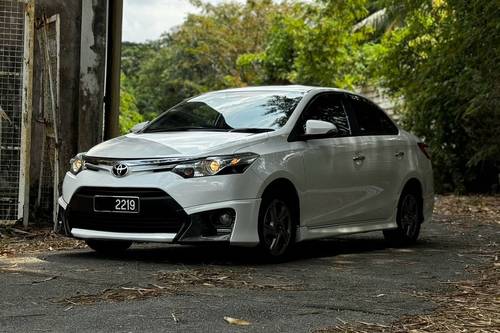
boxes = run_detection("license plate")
[94,196,140,213]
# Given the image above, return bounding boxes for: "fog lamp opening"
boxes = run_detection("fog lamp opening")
[178,208,236,243]
[212,209,236,233]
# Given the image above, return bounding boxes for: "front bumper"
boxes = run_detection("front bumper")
[57,194,261,246]
[58,161,264,246]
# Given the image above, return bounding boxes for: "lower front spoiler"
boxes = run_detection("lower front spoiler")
[57,206,227,243]
[71,228,176,242]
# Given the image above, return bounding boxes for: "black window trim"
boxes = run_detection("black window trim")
[342,92,400,137]
[287,91,353,142]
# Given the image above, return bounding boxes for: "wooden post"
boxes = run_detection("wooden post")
[104,0,123,140]
[19,0,34,227]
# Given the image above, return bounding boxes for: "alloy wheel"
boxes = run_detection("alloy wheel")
[262,199,293,256]
[400,194,419,238]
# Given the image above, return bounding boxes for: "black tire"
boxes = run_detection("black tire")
[85,240,132,254]
[383,190,422,246]
[257,191,297,259]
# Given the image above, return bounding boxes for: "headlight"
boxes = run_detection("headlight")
[69,153,85,175]
[172,153,259,178]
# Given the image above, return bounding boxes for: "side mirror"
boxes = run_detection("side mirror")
[130,121,149,133]
[305,120,338,136]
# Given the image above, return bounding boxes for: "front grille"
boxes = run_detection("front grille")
[83,155,186,175]
[67,187,187,233]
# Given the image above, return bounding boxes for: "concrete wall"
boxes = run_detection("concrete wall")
[78,0,107,152]
[32,0,82,182]
[31,0,109,221]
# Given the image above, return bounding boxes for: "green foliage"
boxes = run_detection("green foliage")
[121,41,159,80]
[373,0,500,192]
[125,0,290,118]
[239,0,371,88]
[119,74,144,134]
[120,0,500,192]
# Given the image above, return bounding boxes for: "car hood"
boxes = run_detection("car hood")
[85,131,265,158]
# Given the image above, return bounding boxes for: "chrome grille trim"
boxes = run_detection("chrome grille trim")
[82,156,191,174]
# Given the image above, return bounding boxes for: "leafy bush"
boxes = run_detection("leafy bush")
[119,74,143,134]
[373,0,500,192]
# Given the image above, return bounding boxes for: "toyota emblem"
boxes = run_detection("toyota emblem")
[112,163,129,177]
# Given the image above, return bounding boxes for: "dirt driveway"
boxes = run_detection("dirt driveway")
[0,196,498,332]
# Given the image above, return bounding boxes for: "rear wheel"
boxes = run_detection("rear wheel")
[85,240,132,254]
[383,190,421,246]
[258,194,296,259]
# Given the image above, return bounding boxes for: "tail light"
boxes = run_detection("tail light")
[417,142,431,160]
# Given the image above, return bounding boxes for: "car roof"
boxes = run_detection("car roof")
[208,85,352,95]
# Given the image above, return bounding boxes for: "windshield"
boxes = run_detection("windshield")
[143,90,305,133]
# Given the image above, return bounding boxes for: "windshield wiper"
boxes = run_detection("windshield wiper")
[145,127,228,133]
[229,128,275,133]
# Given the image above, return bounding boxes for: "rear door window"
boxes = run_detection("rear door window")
[346,94,398,136]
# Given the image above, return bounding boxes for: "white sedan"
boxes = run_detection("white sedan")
[57,86,434,258]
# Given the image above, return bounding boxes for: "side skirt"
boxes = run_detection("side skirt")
[296,219,397,242]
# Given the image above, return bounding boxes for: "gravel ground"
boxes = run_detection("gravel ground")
[0,196,498,332]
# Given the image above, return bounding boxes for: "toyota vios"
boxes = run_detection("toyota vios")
[57,86,434,258]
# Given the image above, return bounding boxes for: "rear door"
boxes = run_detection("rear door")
[343,93,407,221]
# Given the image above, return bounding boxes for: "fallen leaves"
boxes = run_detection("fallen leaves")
[224,316,251,326]
[0,226,85,257]
[434,195,500,225]
[58,266,303,306]
[61,284,167,305]
[315,250,500,333]
[157,267,303,291]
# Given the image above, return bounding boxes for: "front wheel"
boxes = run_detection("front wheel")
[258,194,296,259]
[383,191,421,246]
[85,240,132,254]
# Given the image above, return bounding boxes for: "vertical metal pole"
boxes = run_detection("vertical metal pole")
[18,0,34,227]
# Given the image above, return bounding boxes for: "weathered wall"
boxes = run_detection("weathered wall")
[31,0,83,204]
[31,0,109,222]
[78,0,107,152]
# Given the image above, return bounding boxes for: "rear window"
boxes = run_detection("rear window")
[346,94,398,136]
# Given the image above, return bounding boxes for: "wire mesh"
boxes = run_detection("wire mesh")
[0,0,25,222]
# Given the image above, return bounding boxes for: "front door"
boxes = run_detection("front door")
[296,93,369,227]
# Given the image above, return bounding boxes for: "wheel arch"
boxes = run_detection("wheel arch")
[402,177,423,197]
[259,177,300,226]
[400,177,424,224]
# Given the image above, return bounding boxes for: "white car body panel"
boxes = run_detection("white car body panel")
[71,229,177,242]
[58,86,434,247]
[301,135,372,226]
[87,131,269,159]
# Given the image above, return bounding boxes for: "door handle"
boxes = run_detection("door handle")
[395,151,405,158]
[353,154,366,162]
